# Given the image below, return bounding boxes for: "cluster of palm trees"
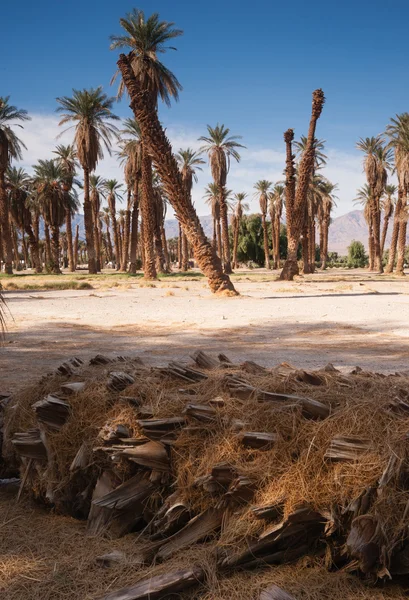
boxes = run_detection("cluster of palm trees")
[0,9,338,292]
[356,115,409,275]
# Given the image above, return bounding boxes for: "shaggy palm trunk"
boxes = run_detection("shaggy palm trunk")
[105,223,113,263]
[65,208,75,272]
[12,225,19,270]
[33,213,40,244]
[25,225,42,273]
[232,220,239,269]
[385,193,402,273]
[396,189,408,275]
[309,216,316,272]
[154,220,166,274]
[320,217,330,270]
[94,219,101,272]
[118,53,235,294]
[161,225,171,272]
[22,234,29,268]
[372,198,383,273]
[381,215,390,256]
[121,205,131,271]
[178,222,182,268]
[0,169,13,274]
[261,213,270,269]
[219,187,232,274]
[274,217,281,269]
[128,180,140,274]
[181,232,189,271]
[216,218,223,260]
[50,225,61,274]
[212,218,217,250]
[73,224,79,269]
[281,90,325,281]
[82,168,97,274]
[301,221,311,274]
[108,203,120,271]
[44,223,52,267]
[140,149,157,280]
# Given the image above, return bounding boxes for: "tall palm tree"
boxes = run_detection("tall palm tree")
[110,9,183,103]
[381,184,397,255]
[317,180,338,270]
[56,87,119,274]
[356,135,392,273]
[355,184,374,269]
[6,166,42,273]
[176,148,205,271]
[269,184,285,269]
[111,14,182,279]
[103,179,123,269]
[53,144,79,272]
[101,207,113,263]
[199,124,245,274]
[253,180,272,269]
[280,89,325,280]
[204,183,223,259]
[89,175,106,270]
[231,192,249,268]
[32,160,77,274]
[120,118,142,274]
[0,96,30,274]
[385,114,409,275]
[117,53,236,293]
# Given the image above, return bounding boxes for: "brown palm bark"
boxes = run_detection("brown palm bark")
[309,216,316,272]
[181,231,189,271]
[161,225,171,272]
[44,223,52,267]
[0,169,13,274]
[65,208,75,272]
[177,222,182,268]
[320,216,330,270]
[232,215,239,269]
[261,213,270,269]
[396,189,408,275]
[381,202,393,256]
[372,200,383,273]
[12,224,19,270]
[280,90,325,280]
[22,233,29,267]
[82,167,97,274]
[50,225,61,274]
[274,214,281,269]
[385,194,402,273]
[219,187,232,274]
[140,149,157,280]
[121,204,131,271]
[301,219,311,274]
[73,224,79,269]
[128,179,140,274]
[117,53,235,294]
[25,224,41,273]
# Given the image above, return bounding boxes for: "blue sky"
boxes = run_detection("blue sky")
[2,0,408,216]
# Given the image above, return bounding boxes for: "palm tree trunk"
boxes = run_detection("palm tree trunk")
[219,187,232,274]
[280,130,298,280]
[385,193,402,273]
[309,216,316,272]
[129,181,140,274]
[50,225,61,274]
[33,213,40,244]
[396,191,408,276]
[232,220,239,269]
[381,214,390,256]
[140,149,157,280]
[0,169,13,274]
[65,208,75,272]
[274,217,281,269]
[12,224,19,270]
[117,53,236,294]
[301,225,311,274]
[73,224,79,269]
[216,218,223,260]
[368,227,375,270]
[212,218,217,250]
[24,224,42,273]
[261,213,270,269]
[82,168,97,274]
[161,225,171,272]
[44,223,52,267]
[178,222,182,268]
[181,231,189,271]
[372,198,383,273]
[22,233,29,268]
[121,205,131,271]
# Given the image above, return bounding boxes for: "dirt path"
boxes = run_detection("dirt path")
[1,270,409,390]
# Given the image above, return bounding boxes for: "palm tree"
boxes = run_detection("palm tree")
[317,180,338,270]
[253,180,272,269]
[110,9,183,103]
[53,144,79,272]
[120,118,142,274]
[199,124,245,274]
[269,184,285,269]
[103,179,123,269]
[385,114,409,275]
[294,136,327,170]
[89,175,106,270]
[111,12,183,279]
[56,87,119,274]
[117,54,236,293]
[101,207,113,263]
[280,89,326,280]
[6,167,42,273]
[355,184,374,269]
[204,183,222,258]
[231,192,249,268]
[32,160,77,274]
[356,136,392,273]
[381,184,397,255]
[0,97,30,274]
[176,148,205,271]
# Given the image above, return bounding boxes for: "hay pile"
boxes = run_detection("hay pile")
[3,351,409,599]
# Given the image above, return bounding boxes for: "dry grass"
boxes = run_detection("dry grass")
[3,360,409,598]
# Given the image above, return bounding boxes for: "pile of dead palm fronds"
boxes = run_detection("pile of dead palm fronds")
[3,351,409,599]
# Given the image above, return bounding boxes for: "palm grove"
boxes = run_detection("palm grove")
[1,8,371,293]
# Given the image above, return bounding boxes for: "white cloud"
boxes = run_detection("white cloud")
[15,113,372,219]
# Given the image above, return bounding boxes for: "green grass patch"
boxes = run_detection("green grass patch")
[3,281,93,291]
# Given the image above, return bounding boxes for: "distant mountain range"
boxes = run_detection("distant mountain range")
[66,210,391,256]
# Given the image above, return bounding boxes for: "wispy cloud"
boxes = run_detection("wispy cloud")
[16,114,370,218]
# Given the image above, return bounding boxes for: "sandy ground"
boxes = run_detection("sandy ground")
[1,268,409,391]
